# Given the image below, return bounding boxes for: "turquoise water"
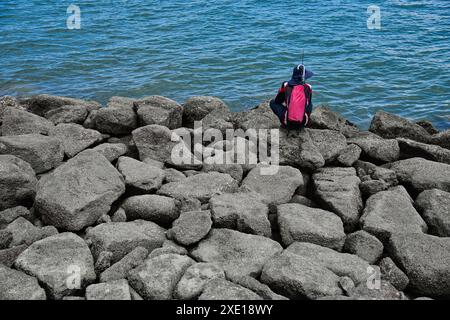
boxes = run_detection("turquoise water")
[1,0,449,130]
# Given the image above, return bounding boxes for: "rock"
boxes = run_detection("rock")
[0,206,31,228]
[117,156,165,194]
[359,179,388,197]
[349,280,405,300]
[0,230,12,249]
[379,257,409,291]
[121,194,179,226]
[369,110,431,143]
[162,240,188,255]
[179,197,202,213]
[360,186,427,242]
[312,167,362,232]
[226,274,288,300]
[86,279,131,300]
[14,232,96,299]
[134,96,183,129]
[49,123,103,158]
[94,97,138,135]
[343,230,383,264]
[339,276,355,295]
[234,100,279,131]
[397,138,450,165]
[45,105,88,125]
[0,134,64,173]
[83,110,98,129]
[0,244,28,267]
[0,96,24,122]
[167,211,212,246]
[92,143,128,162]
[431,129,450,149]
[158,172,238,203]
[35,150,125,231]
[278,129,325,170]
[132,124,177,163]
[354,160,398,187]
[277,203,346,250]
[95,214,111,225]
[347,132,400,163]
[20,94,100,117]
[190,229,282,277]
[86,220,165,263]
[209,192,271,237]
[201,108,234,134]
[289,195,315,207]
[111,208,127,222]
[201,161,244,182]
[416,120,439,135]
[100,247,149,283]
[182,96,229,128]
[164,168,186,183]
[129,286,143,300]
[1,107,54,136]
[198,278,262,300]
[388,232,450,297]
[307,129,347,163]
[5,217,45,247]
[337,144,361,166]
[94,251,113,274]
[0,265,46,300]
[310,106,359,137]
[174,262,225,299]
[0,155,37,210]
[241,165,303,206]
[128,253,195,300]
[386,157,450,193]
[415,189,450,237]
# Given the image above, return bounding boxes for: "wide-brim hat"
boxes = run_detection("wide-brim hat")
[288,64,314,86]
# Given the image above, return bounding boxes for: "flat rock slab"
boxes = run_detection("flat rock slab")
[35,150,125,231]
[0,134,64,173]
[167,210,212,246]
[87,220,166,263]
[360,186,427,242]
[14,232,96,300]
[117,156,165,194]
[190,229,282,277]
[128,253,195,300]
[277,203,345,250]
[86,279,131,300]
[158,172,238,203]
[416,189,450,237]
[388,233,450,298]
[198,278,262,300]
[312,167,362,232]
[1,107,54,136]
[121,194,179,226]
[0,264,46,300]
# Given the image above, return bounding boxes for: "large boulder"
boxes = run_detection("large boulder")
[167,210,212,246]
[397,138,450,165]
[310,106,359,137]
[86,220,165,263]
[49,123,103,158]
[369,110,432,143]
[14,233,96,299]
[182,96,229,128]
[35,150,125,231]
[388,233,450,297]
[312,167,363,232]
[209,192,271,237]
[0,155,37,210]
[241,165,303,206]
[121,194,179,226]
[234,100,279,131]
[94,97,138,135]
[386,157,450,193]
[277,203,345,250]
[415,189,450,237]
[0,96,24,123]
[20,94,100,117]
[158,172,238,203]
[0,265,46,300]
[44,105,89,125]
[1,107,54,136]
[307,129,347,163]
[0,134,64,173]
[190,229,282,277]
[134,96,183,129]
[360,186,427,242]
[347,132,400,163]
[198,278,262,300]
[117,156,165,194]
[128,253,195,300]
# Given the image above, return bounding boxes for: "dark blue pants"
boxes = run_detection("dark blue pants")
[269,99,286,123]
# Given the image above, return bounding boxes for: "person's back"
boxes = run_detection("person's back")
[270,64,314,129]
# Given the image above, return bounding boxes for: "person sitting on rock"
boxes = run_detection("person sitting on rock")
[270,64,314,129]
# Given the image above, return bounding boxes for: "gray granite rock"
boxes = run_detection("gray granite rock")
[0,264,46,300]
[183,96,229,128]
[121,194,179,226]
[50,123,103,158]
[199,278,262,300]
[92,143,128,162]
[20,94,100,117]
[310,106,360,138]
[86,279,131,300]
[0,206,31,228]
[347,132,400,163]
[100,247,149,283]
[117,156,165,194]
[135,95,183,129]
[343,230,384,264]
[94,97,138,135]
[379,257,409,291]
[307,128,347,163]
[45,105,88,125]
[415,189,450,236]
[1,107,54,136]
[167,210,212,246]
[397,138,450,164]
[337,144,362,166]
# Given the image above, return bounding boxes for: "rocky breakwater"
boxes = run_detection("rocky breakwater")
[0,94,449,300]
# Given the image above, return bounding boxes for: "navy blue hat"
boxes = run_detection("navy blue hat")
[288,64,314,86]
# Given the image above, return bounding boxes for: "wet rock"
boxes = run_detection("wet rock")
[199,278,262,300]
[0,206,31,228]
[190,229,282,277]
[14,232,96,299]
[134,96,183,129]
[0,244,28,267]
[310,106,360,137]
[0,134,64,173]
[337,144,361,167]
[117,156,165,194]
[91,143,128,162]
[50,123,103,158]
[0,265,46,300]
[121,194,179,226]
[343,230,383,264]
[312,167,362,232]
[347,132,400,163]
[100,247,149,283]
[128,253,195,300]
[415,189,450,237]
[307,129,347,163]
[234,100,279,131]
[86,279,131,300]
[174,262,225,300]
[0,155,37,210]
[388,233,450,297]
[360,186,427,242]
[379,257,409,291]
[397,138,450,165]
[182,96,229,128]
[167,210,212,246]
[20,94,100,117]
[86,220,165,263]
[35,150,125,231]
[1,107,54,136]
[158,172,238,203]
[45,105,88,125]
[94,97,138,135]
[277,203,345,250]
